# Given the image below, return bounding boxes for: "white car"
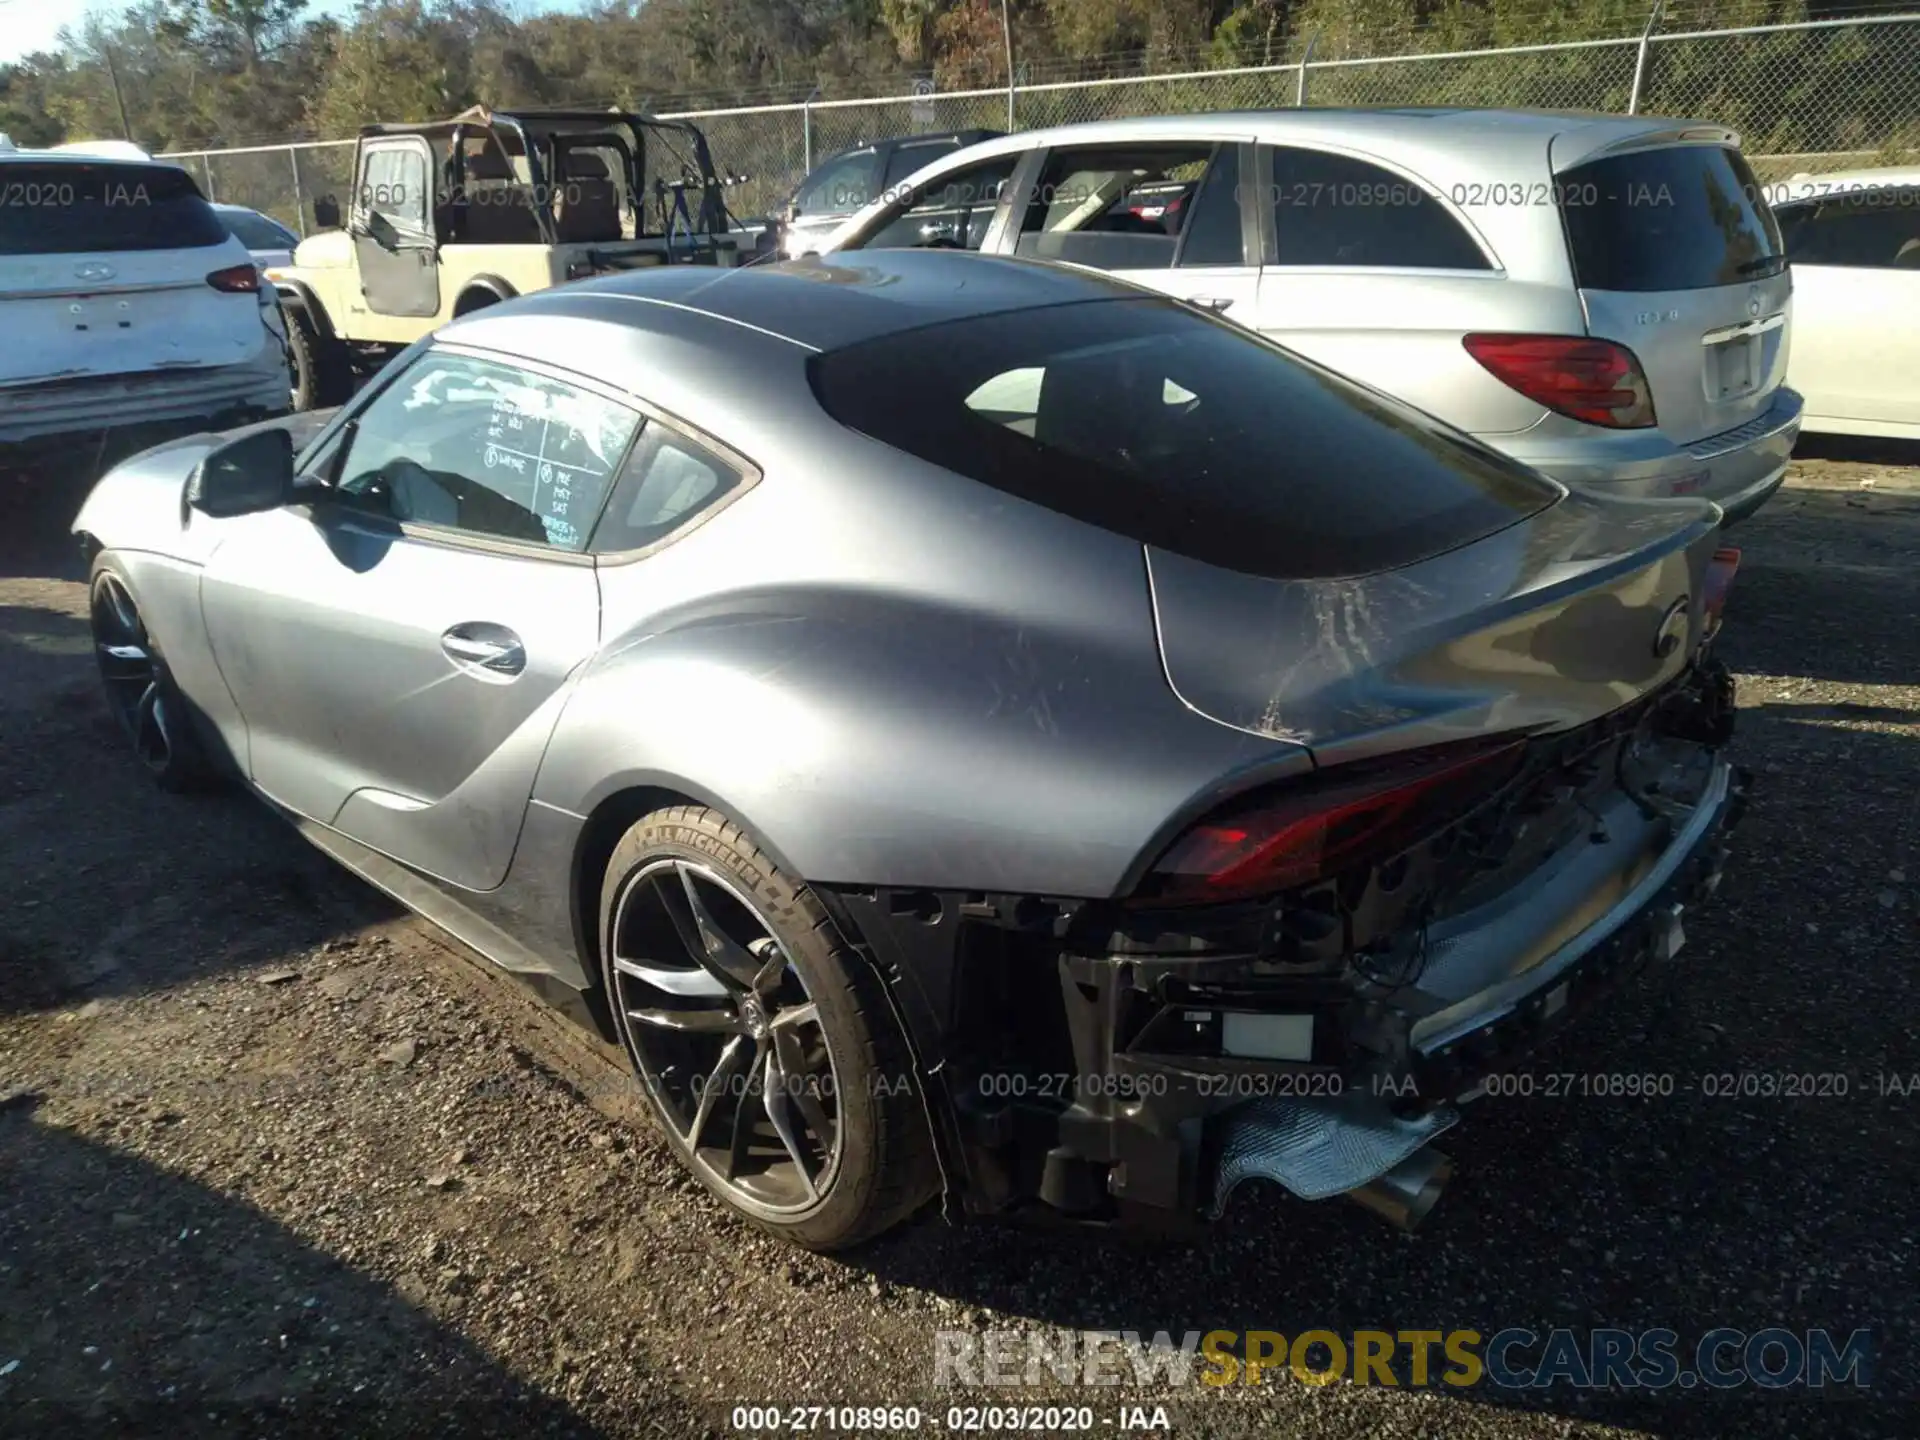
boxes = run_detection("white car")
[0,138,290,450]
[213,203,299,270]
[1772,166,1920,440]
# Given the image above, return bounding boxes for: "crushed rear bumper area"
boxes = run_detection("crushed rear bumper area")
[0,349,288,449]
[1205,756,1741,1225]
[820,659,1747,1233]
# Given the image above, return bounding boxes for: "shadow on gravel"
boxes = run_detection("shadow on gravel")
[1,461,103,585]
[0,598,404,1017]
[1718,486,1920,689]
[0,603,92,715]
[1791,434,1920,468]
[0,1092,608,1440]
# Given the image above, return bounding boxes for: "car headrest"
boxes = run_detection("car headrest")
[564,151,611,181]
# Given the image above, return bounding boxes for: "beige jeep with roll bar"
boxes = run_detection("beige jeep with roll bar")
[268,105,770,410]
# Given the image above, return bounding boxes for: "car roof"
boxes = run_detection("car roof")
[446,248,1146,356]
[0,145,178,168]
[1782,164,1920,191]
[893,107,1739,171]
[824,128,1002,157]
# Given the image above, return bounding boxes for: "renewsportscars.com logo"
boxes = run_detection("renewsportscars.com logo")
[932,1327,1874,1392]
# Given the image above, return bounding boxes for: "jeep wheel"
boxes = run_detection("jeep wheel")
[285,302,353,411]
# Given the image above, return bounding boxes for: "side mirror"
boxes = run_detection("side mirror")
[186,428,295,518]
[312,193,341,230]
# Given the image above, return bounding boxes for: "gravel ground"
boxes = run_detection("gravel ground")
[2,443,1918,1439]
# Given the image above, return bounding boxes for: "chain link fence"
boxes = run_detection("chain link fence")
[165,12,1920,234]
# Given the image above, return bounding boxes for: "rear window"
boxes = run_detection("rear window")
[794,151,876,217]
[1557,144,1784,292]
[882,140,961,189]
[808,298,1559,580]
[0,162,230,256]
[221,209,296,250]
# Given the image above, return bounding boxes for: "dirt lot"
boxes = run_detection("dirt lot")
[3,445,1918,1440]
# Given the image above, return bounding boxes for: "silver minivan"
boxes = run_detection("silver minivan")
[818,110,1801,522]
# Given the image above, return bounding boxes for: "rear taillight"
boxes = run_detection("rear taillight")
[1131,737,1527,907]
[1463,333,1656,429]
[1703,546,1740,625]
[206,264,259,293]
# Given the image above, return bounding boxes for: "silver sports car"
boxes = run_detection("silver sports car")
[73,250,1748,1250]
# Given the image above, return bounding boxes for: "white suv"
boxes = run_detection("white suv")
[0,139,290,452]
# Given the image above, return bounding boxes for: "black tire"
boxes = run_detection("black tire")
[599,805,940,1250]
[88,558,218,793]
[453,286,506,317]
[284,301,352,412]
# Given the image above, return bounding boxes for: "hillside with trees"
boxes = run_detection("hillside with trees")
[0,0,1908,157]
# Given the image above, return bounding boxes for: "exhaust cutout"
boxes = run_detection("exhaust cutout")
[1346,1147,1452,1232]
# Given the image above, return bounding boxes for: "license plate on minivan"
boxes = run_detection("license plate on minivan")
[1711,336,1759,401]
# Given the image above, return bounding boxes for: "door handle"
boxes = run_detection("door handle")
[1189,295,1235,312]
[441,623,525,676]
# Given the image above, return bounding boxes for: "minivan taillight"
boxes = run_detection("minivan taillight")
[1130,737,1527,907]
[206,264,259,293]
[1463,333,1656,429]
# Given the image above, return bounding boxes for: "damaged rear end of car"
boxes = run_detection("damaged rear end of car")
[807,290,1749,1235]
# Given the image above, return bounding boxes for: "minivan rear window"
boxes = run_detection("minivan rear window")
[1557,144,1784,292]
[808,298,1560,580]
[0,162,230,256]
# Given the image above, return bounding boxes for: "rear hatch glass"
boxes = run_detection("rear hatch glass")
[0,161,261,387]
[1556,143,1790,445]
[809,297,1560,581]
[1558,144,1783,292]
[0,162,231,254]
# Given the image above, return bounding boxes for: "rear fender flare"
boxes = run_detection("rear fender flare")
[527,602,1293,901]
[271,279,335,337]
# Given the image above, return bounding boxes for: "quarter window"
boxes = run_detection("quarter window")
[1267,146,1487,270]
[334,350,640,552]
[590,427,744,553]
[1178,146,1246,267]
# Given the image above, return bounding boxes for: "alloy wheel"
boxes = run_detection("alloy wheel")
[90,573,175,776]
[609,858,843,1216]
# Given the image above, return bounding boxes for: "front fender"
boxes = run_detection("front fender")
[71,411,337,562]
[72,434,223,564]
